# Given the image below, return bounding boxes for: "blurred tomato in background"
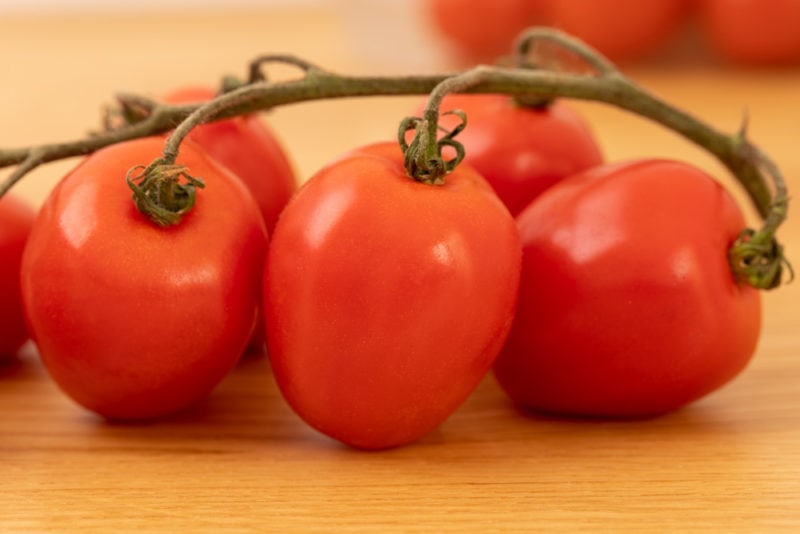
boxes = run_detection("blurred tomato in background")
[424,0,549,63]
[544,0,692,63]
[425,0,691,65]
[699,0,800,66]
[424,0,800,68]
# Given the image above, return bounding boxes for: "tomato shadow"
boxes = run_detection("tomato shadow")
[433,373,747,452]
[501,394,746,442]
[0,358,27,378]
[85,352,328,451]
[0,343,45,380]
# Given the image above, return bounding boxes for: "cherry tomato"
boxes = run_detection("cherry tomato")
[264,142,521,449]
[494,159,761,417]
[546,0,691,63]
[21,137,268,419]
[425,0,549,63]
[0,194,35,361]
[163,86,297,234]
[699,0,800,65]
[431,94,603,216]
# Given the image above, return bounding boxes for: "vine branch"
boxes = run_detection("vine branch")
[0,28,789,289]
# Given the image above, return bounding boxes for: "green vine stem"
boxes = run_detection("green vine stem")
[0,28,789,288]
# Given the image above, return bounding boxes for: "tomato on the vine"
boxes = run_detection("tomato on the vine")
[163,86,297,234]
[0,194,35,361]
[264,142,521,449]
[21,137,268,419]
[430,94,603,216]
[699,0,800,65]
[493,159,761,417]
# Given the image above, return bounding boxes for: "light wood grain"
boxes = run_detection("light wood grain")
[2,8,799,532]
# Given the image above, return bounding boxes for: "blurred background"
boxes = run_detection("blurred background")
[4,0,799,69]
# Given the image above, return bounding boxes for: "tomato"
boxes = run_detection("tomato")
[20,137,268,420]
[0,194,35,361]
[425,0,549,63]
[546,0,691,63]
[163,86,297,234]
[264,142,521,449]
[430,94,603,216]
[699,0,800,65]
[494,159,761,417]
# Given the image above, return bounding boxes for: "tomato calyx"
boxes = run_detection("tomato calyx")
[127,158,205,227]
[729,228,793,290]
[726,129,792,290]
[399,109,467,185]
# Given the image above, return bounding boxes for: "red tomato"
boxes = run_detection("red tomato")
[546,0,691,63]
[264,142,521,449]
[163,86,297,234]
[21,137,268,419]
[699,0,800,65]
[431,94,603,216]
[494,160,761,417]
[0,194,35,361]
[425,0,549,63]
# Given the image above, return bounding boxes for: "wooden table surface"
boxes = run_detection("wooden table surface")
[2,7,799,532]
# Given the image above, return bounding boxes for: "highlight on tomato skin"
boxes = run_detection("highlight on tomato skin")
[19,137,269,421]
[264,141,522,450]
[163,86,297,235]
[493,159,761,418]
[0,194,36,361]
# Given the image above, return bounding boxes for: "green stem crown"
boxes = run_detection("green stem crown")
[127,160,205,227]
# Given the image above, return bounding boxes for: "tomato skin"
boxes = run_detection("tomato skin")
[163,86,297,234]
[20,137,268,419]
[264,142,521,449]
[547,0,690,63]
[699,0,800,65]
[432,94,603,216]
[494,160,761,417]
[0,194,36,360]
[426,0,549,63]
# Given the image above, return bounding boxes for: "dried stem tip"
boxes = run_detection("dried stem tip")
[126,160,205,227]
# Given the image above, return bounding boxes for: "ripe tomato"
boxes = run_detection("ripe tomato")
[431,94,603,216]
[264,142,521,449]
[0,194,35,361]
[546,0,691,63]
[699,0,800,65]
[163,86,297,234]
[494,160,761,417]
[425,0,549,63]
[21,137,268,419]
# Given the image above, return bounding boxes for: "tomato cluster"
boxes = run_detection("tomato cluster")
[2,78,763,449]
[426,0,800,67]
